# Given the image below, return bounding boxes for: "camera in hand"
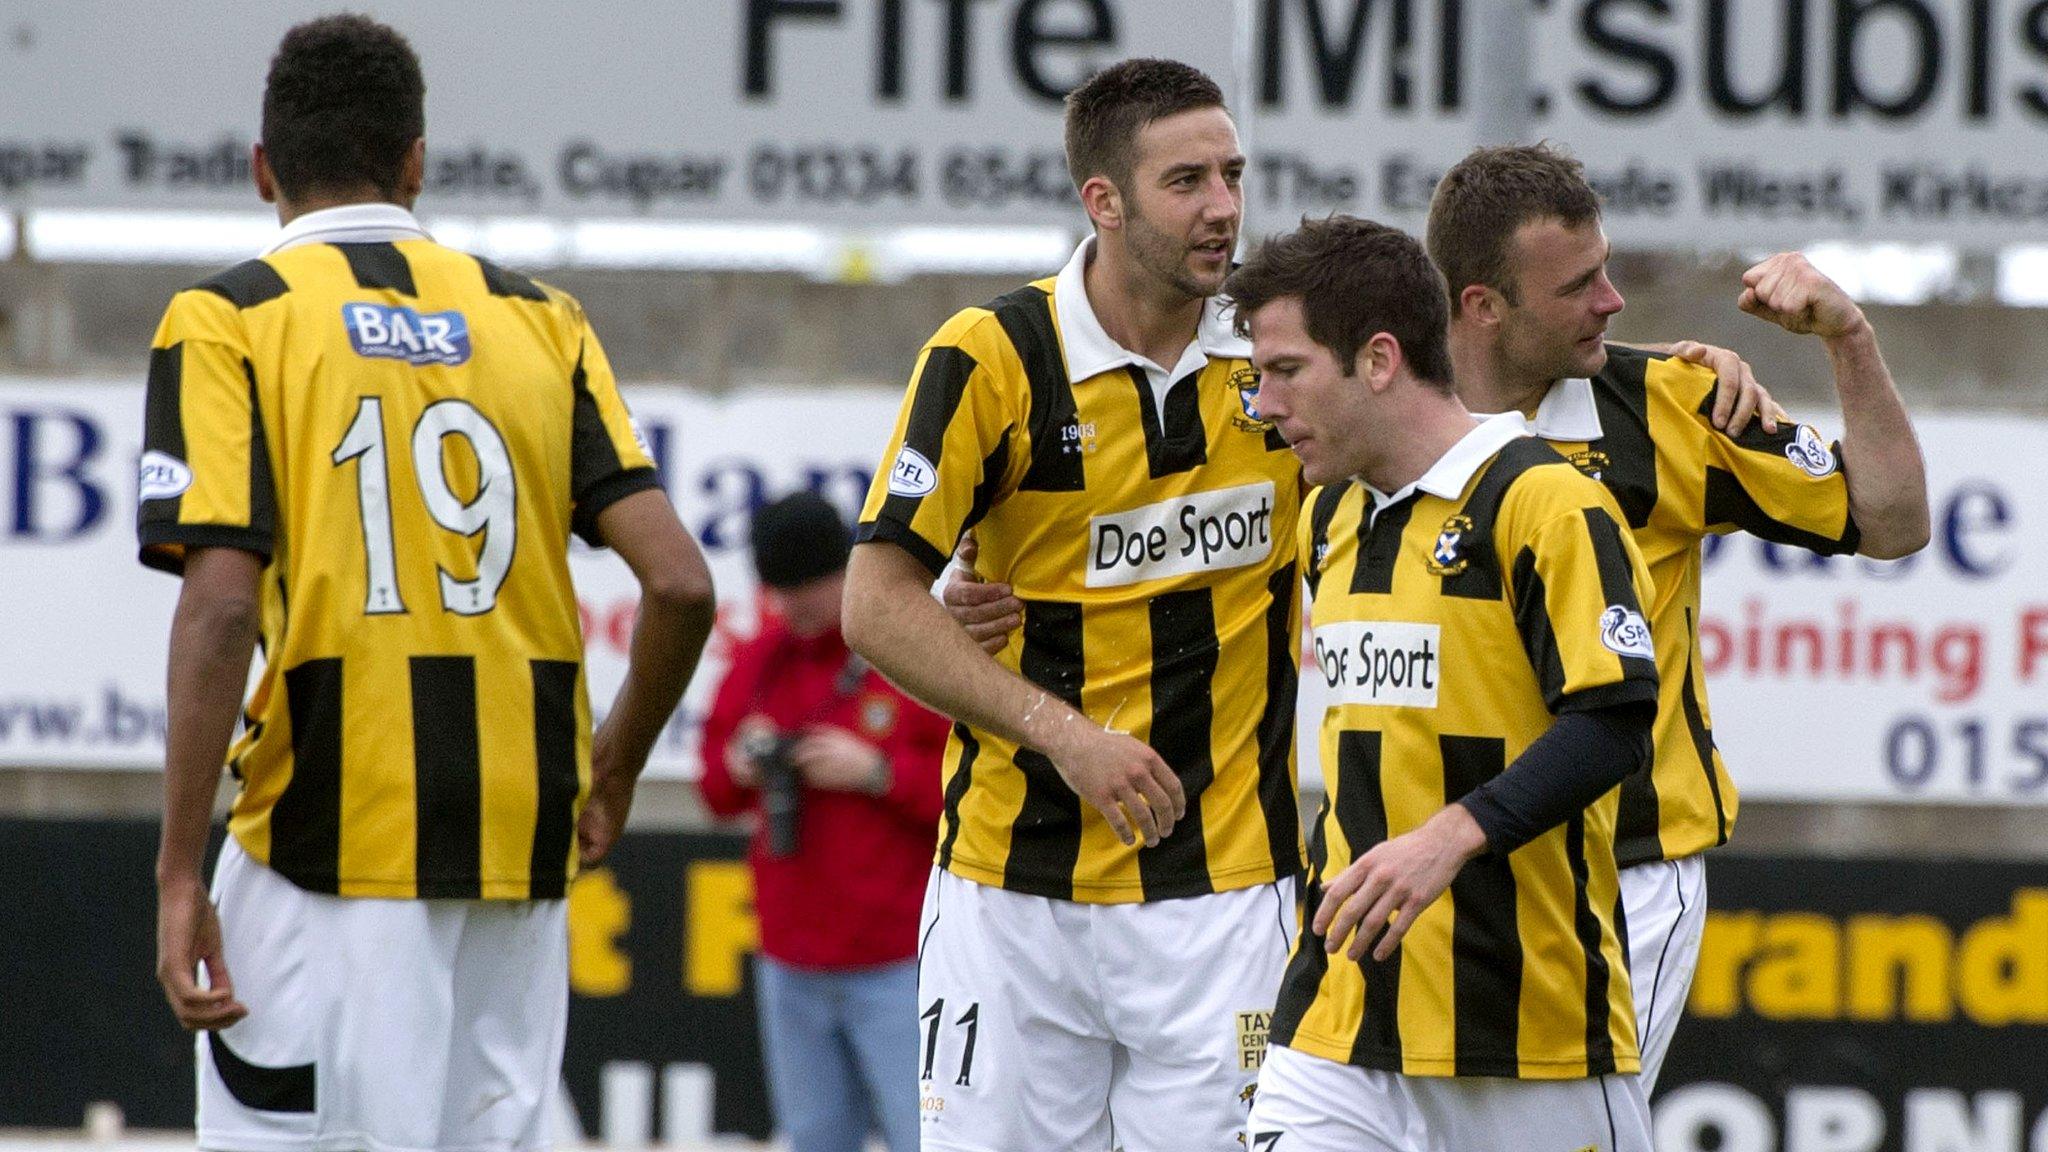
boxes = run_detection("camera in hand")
[743,727,803,858]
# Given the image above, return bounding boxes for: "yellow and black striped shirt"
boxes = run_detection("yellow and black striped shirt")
[856,258,1306,904]
[1272,421,1654,1079]
[138,222,658,900]
[1532,347,1859,866]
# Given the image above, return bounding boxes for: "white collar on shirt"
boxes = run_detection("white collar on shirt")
[1524,376,1604,441]
[1363,412,1532,523]
[260,202,431,256]
[1049,235,1252,386]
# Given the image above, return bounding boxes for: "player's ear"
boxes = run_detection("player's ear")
[396,138,426,206]
[1360,332,1401,392]
[252,144,278,205]
[1080,174,1123,232]
[1458,282,1501,327]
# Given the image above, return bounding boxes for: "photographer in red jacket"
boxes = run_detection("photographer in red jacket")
[698,491,947,1152]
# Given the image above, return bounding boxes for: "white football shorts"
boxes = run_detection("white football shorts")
[913,867,1298,1152]
[1619,852,1708,1094]
[1247,1043,1652,1152]
[197,838,568,1152]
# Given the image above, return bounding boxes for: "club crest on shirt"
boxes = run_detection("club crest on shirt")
[1426,514,1474,576]
[1600,604,1655,659]
[1229,367,1272,434]
[1785,424,1839,478]
[1568,449,1610,481]
[858,694,897,738]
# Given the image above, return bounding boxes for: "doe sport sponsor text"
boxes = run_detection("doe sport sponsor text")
[1312,621,1442,709]
[1087,482,1276,588]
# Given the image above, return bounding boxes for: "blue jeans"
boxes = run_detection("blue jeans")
[755,955,920,1152]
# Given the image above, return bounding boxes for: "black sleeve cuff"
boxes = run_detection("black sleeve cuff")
[572,467,664,548]
[1456,790,1522,857]
[854,518,950,579]
[137,523,273,576]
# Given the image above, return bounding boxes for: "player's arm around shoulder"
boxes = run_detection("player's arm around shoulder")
[1627,342,1870,561]
[1625,342,1777,467]
[1614,337,1786,436]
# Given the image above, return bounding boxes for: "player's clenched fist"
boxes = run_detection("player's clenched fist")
[1738,252,1868,341]
[1047,724,1186,847]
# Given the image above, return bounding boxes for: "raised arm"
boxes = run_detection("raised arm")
[1738,252,1930,559]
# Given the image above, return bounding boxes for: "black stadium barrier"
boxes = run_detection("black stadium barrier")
[4,819,2044,1148]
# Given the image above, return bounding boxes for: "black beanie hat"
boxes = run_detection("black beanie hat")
[749,491,852,589]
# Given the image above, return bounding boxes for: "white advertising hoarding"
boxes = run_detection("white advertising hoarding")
[2,1,2043,245]
[2,379,2044,803]
[1530,0,2048,248]
[0,379,901,778]
[1698,414,2048,802]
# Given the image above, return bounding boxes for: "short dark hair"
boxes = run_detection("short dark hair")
[1426,143,1601,315]
[261,15,426,203]
[1227,216,1454,391]
[1064,58,1226,194]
